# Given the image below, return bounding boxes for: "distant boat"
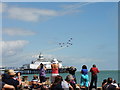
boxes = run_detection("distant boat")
[20,53,64,70]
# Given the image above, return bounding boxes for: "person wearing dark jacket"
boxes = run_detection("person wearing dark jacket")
[66,66,77,83]
[2,69,21,90]
[50,75,64,90]
[103,77,116,90]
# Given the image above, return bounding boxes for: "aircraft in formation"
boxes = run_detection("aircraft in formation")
[58,38,73,47]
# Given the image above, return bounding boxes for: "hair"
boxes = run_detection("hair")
[65,75,73,82]
[93,64,96,67]
[40,63,44,68]
[82,65,87,69]
[113,80,116,83]
[51,75,63,88]
[102,79,107,85]
[107,77,113,84]
[16,72,22,76]
[33,75,38,79]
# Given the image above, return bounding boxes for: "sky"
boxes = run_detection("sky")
[1,2,118,70]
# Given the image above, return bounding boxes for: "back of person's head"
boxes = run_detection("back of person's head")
[107,77,113,84]
[70,66,74,68]
[102,79,107,85]
[22,76,28,81]
[93,64,96,67]
[103,79,107,83]
[51,75,63,88]
[70,66,75,70]
[65,75,74,82]
[33,75,38,79]
[16,72,21,76]
[82,65,87,69]
[54,75,63,83]
[40,63,44,68]
[113,80,116,83]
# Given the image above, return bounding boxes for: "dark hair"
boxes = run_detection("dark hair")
[102,79,107,85]
[107,77,113,84]
[65,75,73,82]
[33,75,38,79]
[51,75,63,88]
[40,63,44,68]
[82,65,87,69]
[93,64,96,67]
[113,80,116,83]
[16,72,22,76]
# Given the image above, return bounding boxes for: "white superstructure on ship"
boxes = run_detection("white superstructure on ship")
[21,53,63,70]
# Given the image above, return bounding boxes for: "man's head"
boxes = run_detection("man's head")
[93,64,96,67]
[107,77,113,84]
[8,69,16,76]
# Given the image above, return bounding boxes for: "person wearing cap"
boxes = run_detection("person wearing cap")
[66,66,77,83]
[89,64,99,90]
[2,69,21,90]
[51,59,59,83]
[65,75,76,90]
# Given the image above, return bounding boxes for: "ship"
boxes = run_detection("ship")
[19,53,68,74]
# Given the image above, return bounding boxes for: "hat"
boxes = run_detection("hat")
[66,75,74,81]
[8,69,16,75]
[52,58,58,64]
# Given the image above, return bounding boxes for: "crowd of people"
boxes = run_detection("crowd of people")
[0,61,120,90]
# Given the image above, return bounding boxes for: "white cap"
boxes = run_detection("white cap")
[52,58,58,64]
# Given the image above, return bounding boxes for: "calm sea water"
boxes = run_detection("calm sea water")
[22,70,119,87]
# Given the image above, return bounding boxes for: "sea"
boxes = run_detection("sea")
[22,70,120,87]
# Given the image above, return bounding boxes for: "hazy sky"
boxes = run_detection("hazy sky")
[1,2,118,70]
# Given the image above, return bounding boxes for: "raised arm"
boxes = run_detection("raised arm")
[37,65,40,69]
[3,84,15,90]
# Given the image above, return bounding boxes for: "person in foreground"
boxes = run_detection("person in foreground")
[0,81,15,90]
[2,69,21,90]
[102,77,116,90]
[50,75,63,90]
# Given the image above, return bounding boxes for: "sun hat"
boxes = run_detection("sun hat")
[8,69,16,75]
[52,58,58,64]
[65,75,74,81]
